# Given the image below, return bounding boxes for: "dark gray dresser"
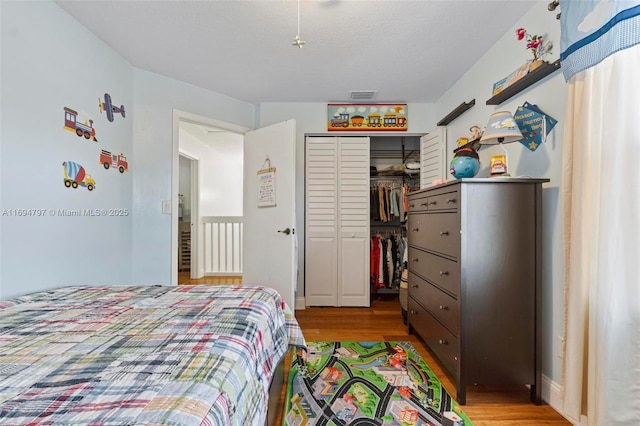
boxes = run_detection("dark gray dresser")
[407,178,548,405]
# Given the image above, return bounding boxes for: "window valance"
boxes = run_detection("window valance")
[560,1,640,80]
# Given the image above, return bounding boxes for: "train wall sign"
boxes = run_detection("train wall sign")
[327,103,407,131]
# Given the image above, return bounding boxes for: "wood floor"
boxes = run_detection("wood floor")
[177,272,242,285]
[277,298,571,426]
[176,277,570,425]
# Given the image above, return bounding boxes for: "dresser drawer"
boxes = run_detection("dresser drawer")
[408,194,430,212]
[408,248,460,296]
[418,213,460,258]
[425,190,459,212]
[408,272,459,334]
[408,298,459,376]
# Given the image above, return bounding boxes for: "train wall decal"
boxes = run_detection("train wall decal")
[327,104,408,131]
[63,107,98,142]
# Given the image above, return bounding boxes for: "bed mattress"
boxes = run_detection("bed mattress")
[0,285,305,425]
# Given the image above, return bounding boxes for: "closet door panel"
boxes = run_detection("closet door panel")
[306,237,338,305]
[420,129,446,189]
[338,137,370,306]
[339,236,369,306]
[305,137,338,306]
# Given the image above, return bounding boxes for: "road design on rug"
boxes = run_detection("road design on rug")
[283,341,472,426]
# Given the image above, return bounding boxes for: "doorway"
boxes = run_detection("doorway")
[172,111,250,286]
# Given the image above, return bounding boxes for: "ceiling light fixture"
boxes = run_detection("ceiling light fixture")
[291,0,305,48]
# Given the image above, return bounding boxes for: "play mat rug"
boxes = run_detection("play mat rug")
[282,341,472,425]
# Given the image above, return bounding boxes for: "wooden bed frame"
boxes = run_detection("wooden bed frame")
[266,351,287,426]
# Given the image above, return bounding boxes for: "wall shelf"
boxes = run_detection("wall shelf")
[437,99,476,126]
[486,59,561,105]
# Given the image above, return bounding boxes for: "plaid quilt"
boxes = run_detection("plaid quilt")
[0,285,306,425]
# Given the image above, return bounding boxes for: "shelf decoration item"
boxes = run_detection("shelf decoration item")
[513,101,558,151]
[516,27,553,71]
[479,111,523,177]
[486,59,561,105]
[327,103,407,131]
[450,126,482,179]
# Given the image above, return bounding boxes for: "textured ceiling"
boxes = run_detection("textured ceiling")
[54,0,538,105]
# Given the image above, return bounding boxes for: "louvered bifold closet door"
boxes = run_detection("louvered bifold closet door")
[305,137,339,306]
[420,128,446,189]
[338,137,370,306]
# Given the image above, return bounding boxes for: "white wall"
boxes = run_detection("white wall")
[434,3,566,404]
[0,0,133,299]
[258,103,437,307]
[131,69,255,284]
[0,1,256,296]
[179,128,243,217]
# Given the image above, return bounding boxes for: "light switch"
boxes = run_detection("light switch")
[162,200,171,214]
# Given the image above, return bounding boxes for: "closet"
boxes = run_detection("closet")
[305,134,428,307]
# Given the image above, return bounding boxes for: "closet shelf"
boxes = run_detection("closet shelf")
[437,99,475,126]
[370,149,419,160]
[486,59,561,105]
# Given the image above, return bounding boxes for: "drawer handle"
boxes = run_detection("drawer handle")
[411,258,419,262]
[409,203,415,208]
[411,228,419,232]
[427,201,437,206]
[410,310,417,314]
[439,270,449,276]
[439,305,448,310]
[446,198,457,204]
[420,202,428,206]
[439,231,449,236]
[411,284,419,289]
[438,339,448,345]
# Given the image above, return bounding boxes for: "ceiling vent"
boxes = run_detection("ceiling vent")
[349,90,378,100]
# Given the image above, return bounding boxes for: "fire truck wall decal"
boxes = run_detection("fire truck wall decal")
[100,149,129,173]
[62,161,96,191]
[63,107,98,142]
[327,104,408,131]
[98,92,126,122]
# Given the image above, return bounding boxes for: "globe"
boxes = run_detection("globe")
[450,155,480,178]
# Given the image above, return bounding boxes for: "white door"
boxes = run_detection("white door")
[243,120,297,310]
[420,127,447,189]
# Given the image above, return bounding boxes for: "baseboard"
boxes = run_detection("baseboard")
[295,296,306,311]
[542,374,563,412]
[542,374,584,425]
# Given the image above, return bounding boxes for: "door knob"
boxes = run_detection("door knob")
[278,228,293,235]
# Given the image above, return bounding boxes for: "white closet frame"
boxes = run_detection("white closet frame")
[304,132,445,307]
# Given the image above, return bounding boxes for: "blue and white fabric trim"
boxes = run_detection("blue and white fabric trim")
[560,1,640,81]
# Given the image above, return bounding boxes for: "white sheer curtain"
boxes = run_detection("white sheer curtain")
[562,43,640,425]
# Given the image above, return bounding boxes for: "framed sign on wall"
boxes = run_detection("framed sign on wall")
[327,104,408,131]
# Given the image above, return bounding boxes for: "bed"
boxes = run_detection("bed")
[0,284,306,425]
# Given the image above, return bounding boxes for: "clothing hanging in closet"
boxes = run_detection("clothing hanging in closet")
[370,233,408,294]
[370,183,407,223]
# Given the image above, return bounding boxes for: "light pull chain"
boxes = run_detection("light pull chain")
[291,0,305,48]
